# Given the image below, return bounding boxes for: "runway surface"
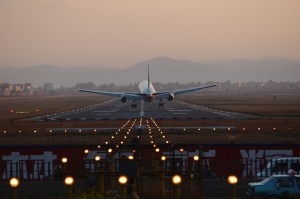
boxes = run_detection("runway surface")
[40,98,256,121]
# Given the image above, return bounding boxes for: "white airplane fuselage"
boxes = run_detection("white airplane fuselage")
[138,80,156,102]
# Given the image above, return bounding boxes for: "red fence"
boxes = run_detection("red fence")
[1,144,300,181]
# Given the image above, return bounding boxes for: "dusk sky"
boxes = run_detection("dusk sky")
[1,0,299,68]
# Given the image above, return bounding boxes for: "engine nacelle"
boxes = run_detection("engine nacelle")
[167,93,174,101]
[120,96,127,103]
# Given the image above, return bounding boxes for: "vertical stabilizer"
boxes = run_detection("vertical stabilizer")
[148,64,150,95]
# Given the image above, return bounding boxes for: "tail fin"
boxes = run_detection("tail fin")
[148,64,150,95]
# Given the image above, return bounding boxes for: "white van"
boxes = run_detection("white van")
[256,157,300,179]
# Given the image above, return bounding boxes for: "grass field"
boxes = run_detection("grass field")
[0,96,110,121]
[0,94,299,145]
[177,94,300,117]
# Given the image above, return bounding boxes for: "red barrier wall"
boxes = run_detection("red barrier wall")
[1,144,299,181]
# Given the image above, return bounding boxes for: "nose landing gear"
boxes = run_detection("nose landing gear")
[132,101,137,108]
[159,100,164,107]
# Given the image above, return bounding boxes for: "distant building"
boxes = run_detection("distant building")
[43,83,54,95]
[24,84,33,96]
[0,83,33,96]
[4,84,13,96]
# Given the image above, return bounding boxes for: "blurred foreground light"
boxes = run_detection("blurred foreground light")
[193,155,199,161]
[10,178,19,188]
[172,175,181,185]
[228,175,238,185]
[64,176,74,186]
[62,157,68,163]
[118,176,127,185]
[128,155,134,160]
[94,155,100,161]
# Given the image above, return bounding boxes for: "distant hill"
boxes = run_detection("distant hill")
[0,57,299,88]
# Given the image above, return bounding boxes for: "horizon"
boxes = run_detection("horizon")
[1,1,300,68]
[1,57,299,88]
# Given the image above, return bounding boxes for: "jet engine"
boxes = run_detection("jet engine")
[120,96,127,103]
[167,93,174,101]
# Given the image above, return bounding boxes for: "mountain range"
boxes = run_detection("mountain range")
[0,57,299,88]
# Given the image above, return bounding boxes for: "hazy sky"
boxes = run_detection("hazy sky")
[1,0,299,68]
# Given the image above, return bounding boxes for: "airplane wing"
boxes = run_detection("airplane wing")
[155,84,217,100]
[173,84,217,95]
[78,89,143,101]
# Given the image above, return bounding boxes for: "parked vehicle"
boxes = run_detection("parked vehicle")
[247,170,300,198]
[256,157,300,179]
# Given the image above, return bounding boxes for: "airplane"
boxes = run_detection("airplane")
[78,65,217,108]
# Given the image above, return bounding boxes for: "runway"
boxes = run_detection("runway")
[41,98,255,121]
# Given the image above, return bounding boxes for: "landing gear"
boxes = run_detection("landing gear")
[132,101,137,108]
[159,100,164,107]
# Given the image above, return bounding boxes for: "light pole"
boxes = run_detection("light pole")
[64,176,74,199]
[172,175,181,199]
[118,175,128,199]
[108,148,114,190]
[155,148,160,170]
[161,156,166,197]
[95,155,104,196]
[94,155,100,172]
[161,155,166,169]
[10,178,19,199]
[228,175,238,199]
[193,155,200,197]
[62,157,68,172]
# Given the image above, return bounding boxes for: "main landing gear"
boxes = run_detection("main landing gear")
[159,100,164,107]
[132,101,137,108]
